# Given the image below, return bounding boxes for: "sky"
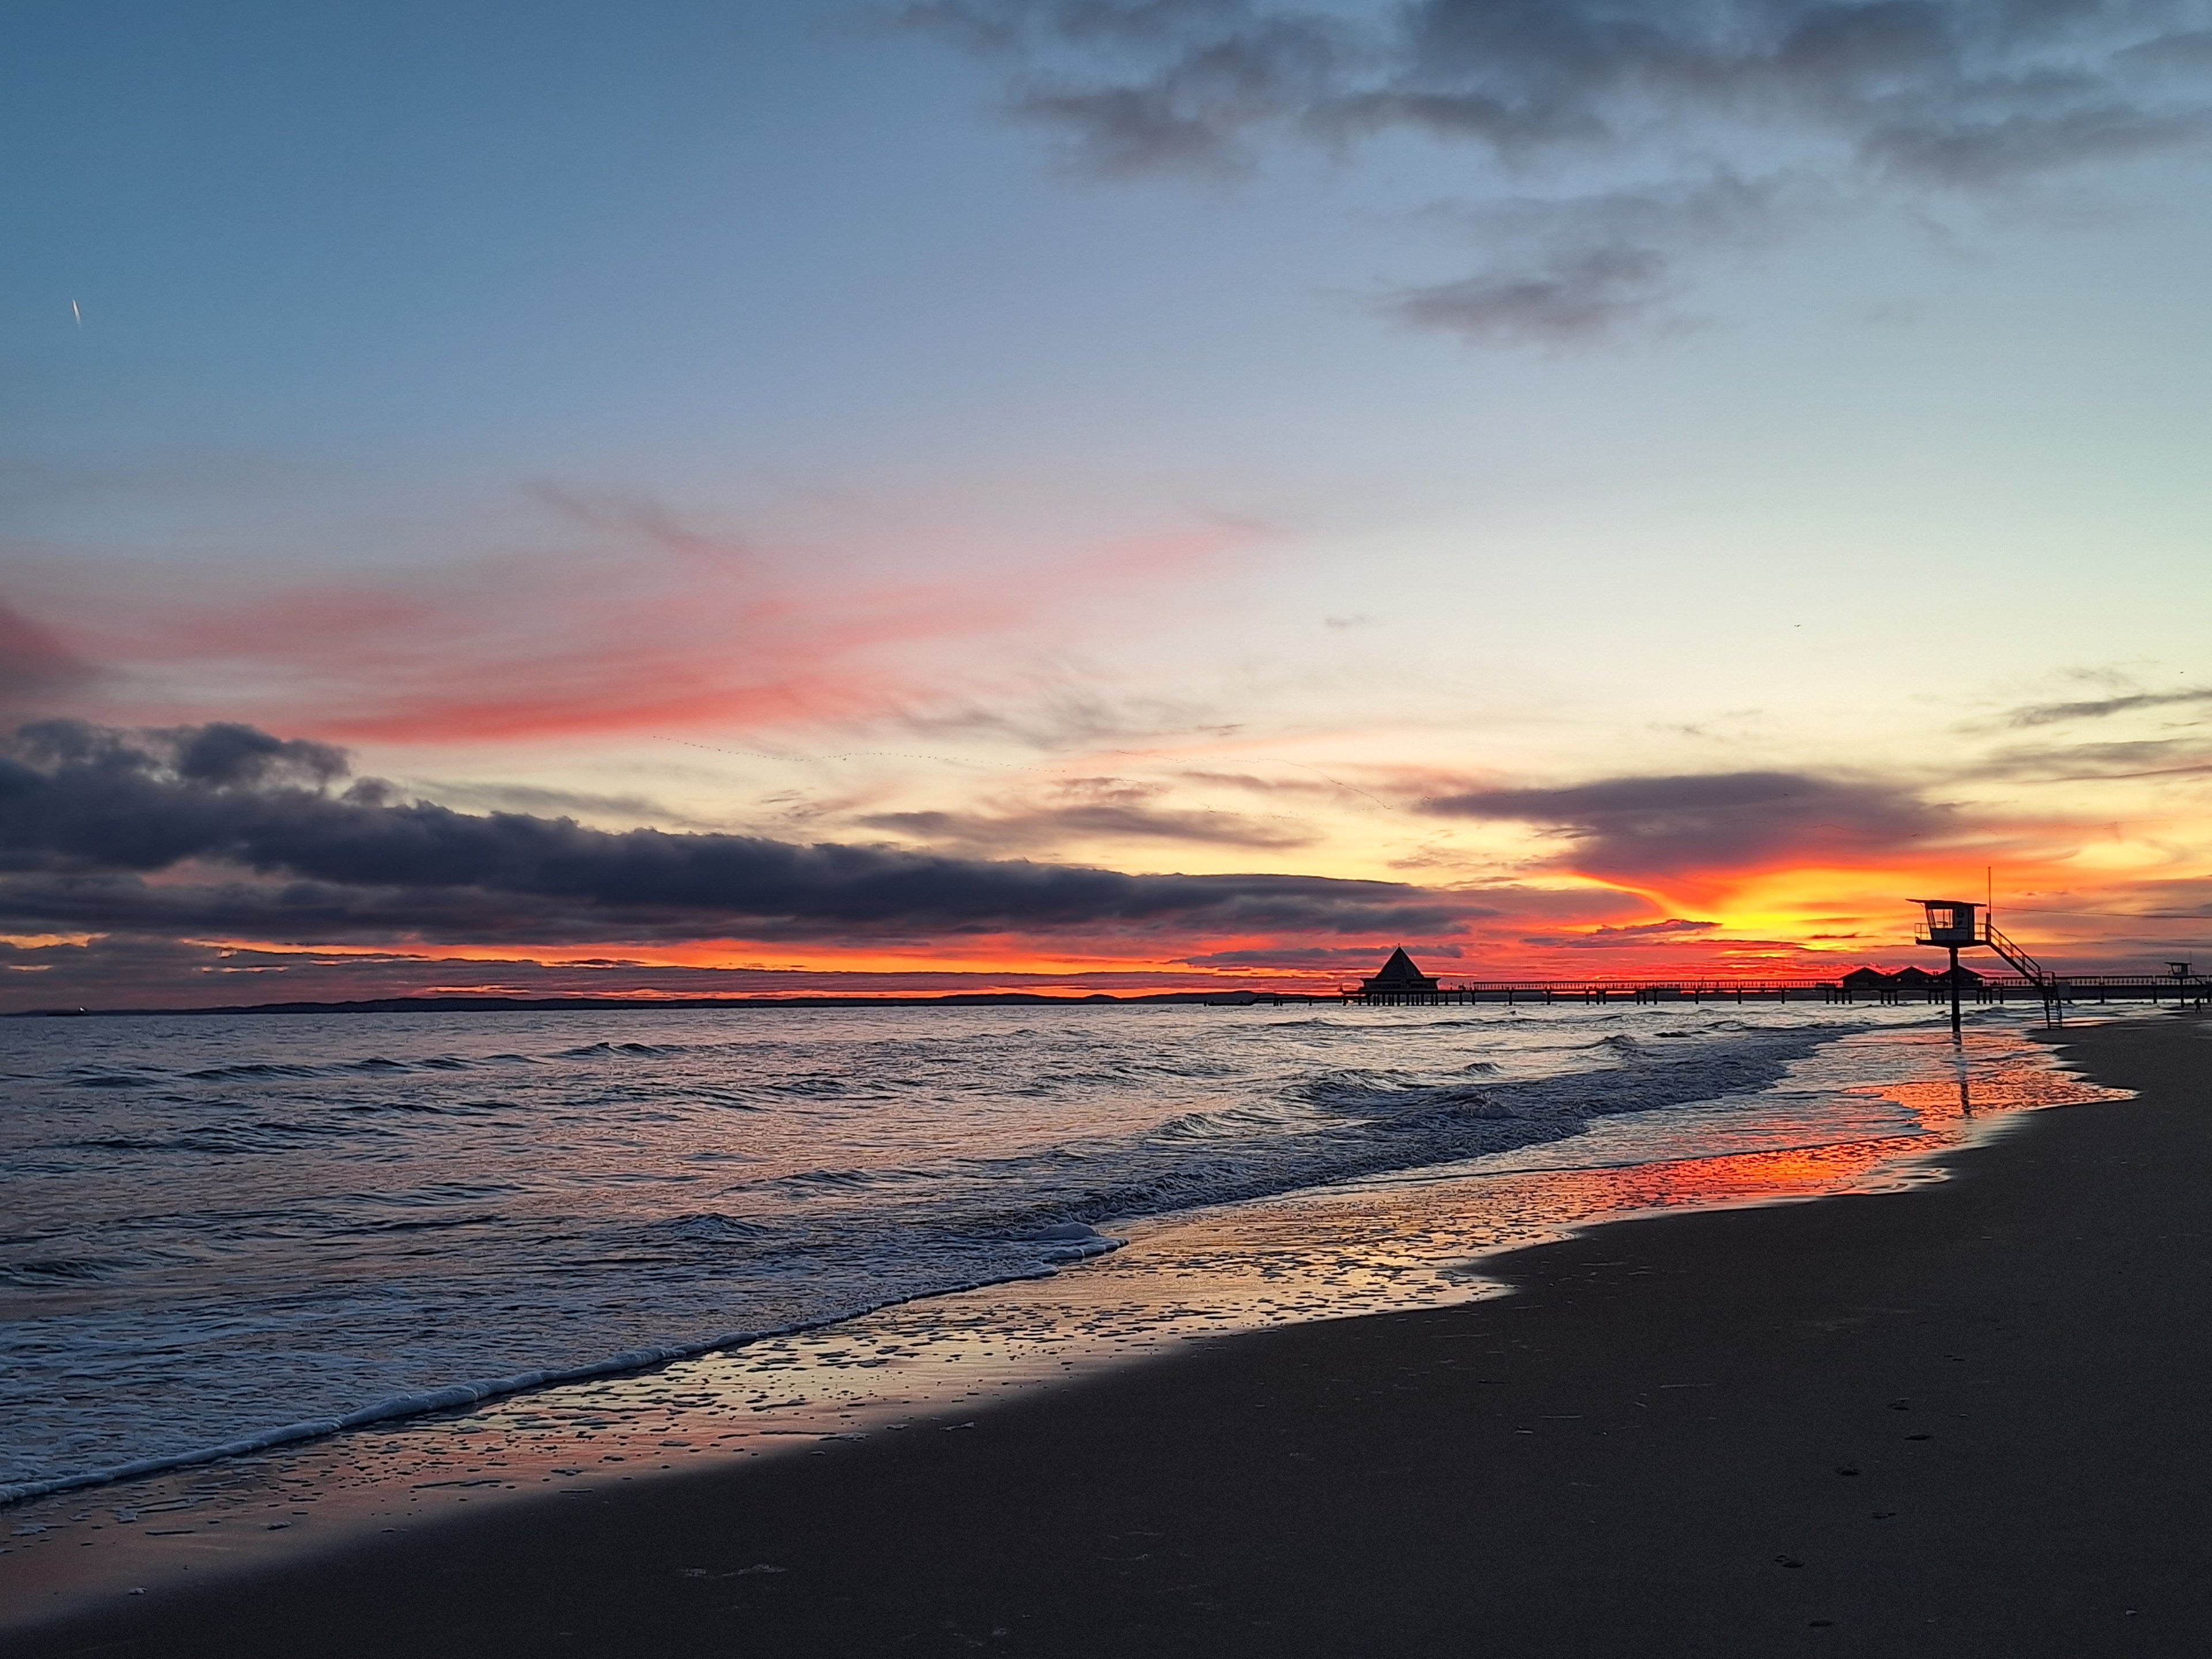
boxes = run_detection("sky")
[5,0,2212,1009]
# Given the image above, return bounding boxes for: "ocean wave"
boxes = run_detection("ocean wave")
[1005,1221,1125,1263]
[183,1062,328,1081]
[1,1256,131,1287]
[0,1264,1094,1507]
[70,1118,361,1155]
[1150,1101,1316,1140]
[842,1027,1874,1257]
[646,1213,779,1243]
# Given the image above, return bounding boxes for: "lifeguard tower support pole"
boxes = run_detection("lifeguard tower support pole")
[1914,899,1984,1035]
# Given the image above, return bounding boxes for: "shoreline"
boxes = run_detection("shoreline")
[9,1011,2205,1654]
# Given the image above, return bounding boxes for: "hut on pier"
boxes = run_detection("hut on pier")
[1359,946,1441,1001]
[1840,966,1898,1001]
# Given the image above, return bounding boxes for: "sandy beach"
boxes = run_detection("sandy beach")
[10,1012,2209,1657]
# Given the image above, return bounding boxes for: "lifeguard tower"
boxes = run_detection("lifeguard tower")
[1914,899,1980,1035]
[1913,897,2056,1032]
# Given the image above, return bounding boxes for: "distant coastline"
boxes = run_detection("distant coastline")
[6,990,1334,1019]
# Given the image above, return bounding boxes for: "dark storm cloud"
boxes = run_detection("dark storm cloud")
[1420,769,1949,875]
[900,0,2212,336]
[0,722,1457,941]
[0,869,695,948]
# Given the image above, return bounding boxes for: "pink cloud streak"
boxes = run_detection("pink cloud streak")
[9,504,1250,744]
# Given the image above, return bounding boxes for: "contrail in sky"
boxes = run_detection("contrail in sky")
[70,299,81,327]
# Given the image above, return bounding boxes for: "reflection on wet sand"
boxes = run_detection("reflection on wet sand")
[0,1020,2128,1627]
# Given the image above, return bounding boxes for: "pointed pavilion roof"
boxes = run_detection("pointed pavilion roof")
[1362,946,1438,991]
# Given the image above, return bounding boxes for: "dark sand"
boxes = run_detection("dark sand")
[12,1015,2210,1657]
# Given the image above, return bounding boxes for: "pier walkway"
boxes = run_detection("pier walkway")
[1337,976,2210,1009]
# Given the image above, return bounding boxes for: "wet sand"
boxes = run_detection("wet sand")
[10,1013,2210,1657]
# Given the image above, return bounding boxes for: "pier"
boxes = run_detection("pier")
[1336,935,2209,1014]
[1337,975,2209,1008]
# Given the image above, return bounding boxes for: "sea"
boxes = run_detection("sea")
[0,999,2121,1516]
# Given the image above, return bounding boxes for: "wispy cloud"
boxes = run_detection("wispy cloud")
[859,797,1317,854]
[1998,686,2212,728]
[854,771,1324,854]
[1383,173,1783,341]
[1518,916,1721,948]
[892,684,1244,752]
[1968,736,2212,781]
[902,0,2212,338]
[397,779,731,832]
[7,494,1251,745]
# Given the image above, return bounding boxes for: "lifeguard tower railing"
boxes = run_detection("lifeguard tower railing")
[1981,918,2055,988]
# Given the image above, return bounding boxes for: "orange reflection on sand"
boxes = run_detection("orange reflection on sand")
[1569,1135,1953,1216]
[1533,1047,2119,1224]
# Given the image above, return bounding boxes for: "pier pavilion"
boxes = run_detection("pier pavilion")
[1358,947,1442,1003]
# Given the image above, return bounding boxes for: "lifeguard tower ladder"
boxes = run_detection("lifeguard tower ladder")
[1914,898,2059,1033]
